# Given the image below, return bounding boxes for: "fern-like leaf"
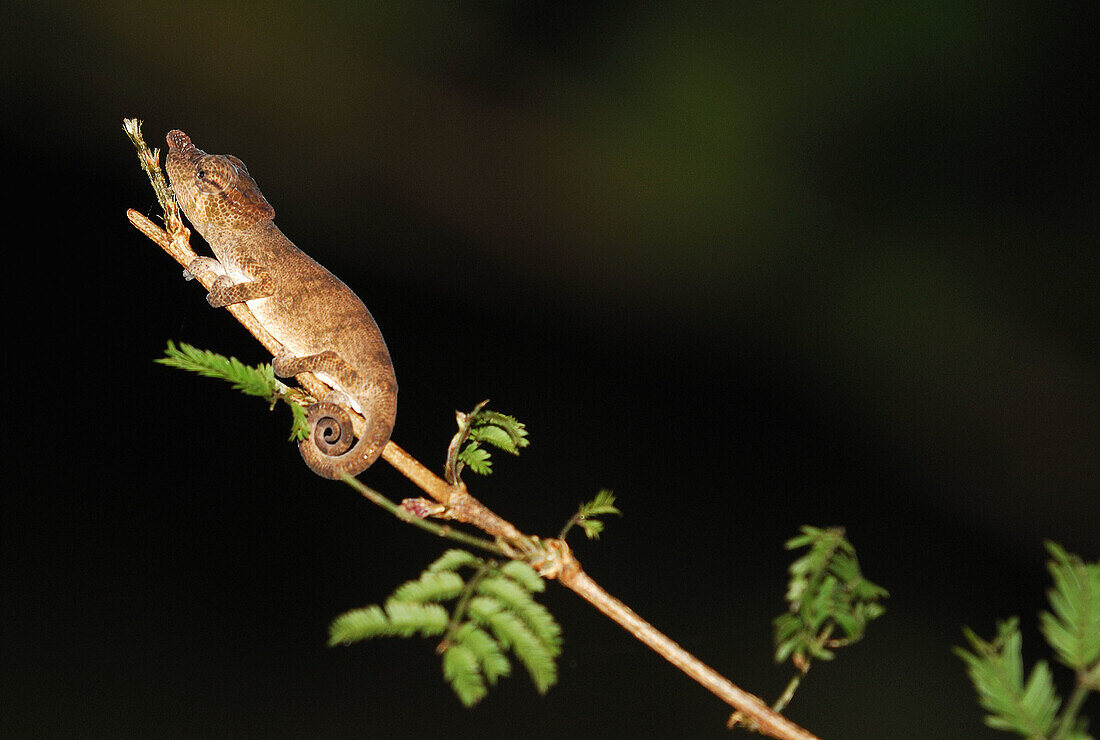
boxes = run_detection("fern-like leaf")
[773,526,887,666]
[469,422,522,455]
[391,571,466,604]
[428,549,481,573]
[458,445,493,475]
[328,602,449,645]
[470,411,528,454]
[500,561,545,594]
[453,622,511,685]
[157,341,311,440]
[1038,541,1100,672]
[562,489,623,541]
[157,341,280,400]
[477,576,561,655]
[328,605,390,646]
[578,489,621,518]
[332,552,561,705]
[447,402,529,482]
[579,489,621,540]
[442,643,487,707]
[286,401,310,441]
[381,601,451,638]
[467,596,557,693]
[954,618,1060,735]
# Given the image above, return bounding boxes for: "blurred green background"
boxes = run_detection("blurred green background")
[2,2,1095,738]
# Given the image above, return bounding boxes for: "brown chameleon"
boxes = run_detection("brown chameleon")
[165,130,397,479]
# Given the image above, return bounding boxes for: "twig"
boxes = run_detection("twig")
[339,474,507,556]
[124,118,819,740]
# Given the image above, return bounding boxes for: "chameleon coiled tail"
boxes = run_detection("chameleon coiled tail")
[299,400,391,479]
[307,402,356,457]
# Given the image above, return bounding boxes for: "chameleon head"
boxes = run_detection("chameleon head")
[165,130,276,234]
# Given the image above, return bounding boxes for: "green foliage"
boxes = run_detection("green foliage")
[729,526,888,731]
[467,595,558,694]
[286,401,310,441]
[453,622,511,684]
[477,576,562,654]
[467,415,527,455]
[329,549,560,707]
[428,549,481,573]
[329,602,449,642]
[442,642,488,706]
[499,561,545,593]
[158,341,278,399]
[560,489,622,541]
[156,341,310,440]
[459,445,493,476]
[956,542,1099,739]
[773,526,888,665]
[447,400,529,483]
[955,619,1061,736]
[391,571,465,603]
[1039,542,1100,674]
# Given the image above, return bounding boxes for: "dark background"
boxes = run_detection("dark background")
[3,2,1096,738]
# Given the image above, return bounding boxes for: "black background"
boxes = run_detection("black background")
[2,3,1096,738]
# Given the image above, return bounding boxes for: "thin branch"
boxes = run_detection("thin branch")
[125,118,819,740]
[1052,678,1093,740]
[339,474,506,556]
[545,543,819,740]
[381,441,528,547]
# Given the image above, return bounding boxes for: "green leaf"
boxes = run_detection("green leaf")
[428,549,481,573]
[157,341,308,439]
[469,423,523,455]
[470,411,529,453]
[579,519,605,540]
[1038,541,1100,672]
[327,601,449,645]
[832,610,858,637]
[328,605,389,646]
[771,526,887,672]
[578,489,621,519]
[390,571,465,604]
[331,553,561,706]
[564,489,622,541]
[477,577,562,655]
[442,643,487,707]
[157,341,280,401]
[381,601,450,638]
[500,561,545,593]
[784,525,826,550]
[445,402,529,484]
[459,445,493,475]
[454,623,511,685]
[954,619,1060,736]
[467,596,558,694]
[286,400,310,441]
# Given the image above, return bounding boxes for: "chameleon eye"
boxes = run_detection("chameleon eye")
[194,156,237,193]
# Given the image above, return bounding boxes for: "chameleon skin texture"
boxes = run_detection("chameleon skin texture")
[165,130,397,479]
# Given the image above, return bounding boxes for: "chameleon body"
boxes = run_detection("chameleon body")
[165,130,397,479]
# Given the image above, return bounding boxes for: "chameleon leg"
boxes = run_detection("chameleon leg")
[183,258,278,307]
[184,256,225,282]
[205,270,276,308]
[273,349,364,460]
[272,349,347,379]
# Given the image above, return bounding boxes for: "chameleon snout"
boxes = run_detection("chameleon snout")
[166,130,192,151]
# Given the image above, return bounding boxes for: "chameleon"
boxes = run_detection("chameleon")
[165,130,397,479]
